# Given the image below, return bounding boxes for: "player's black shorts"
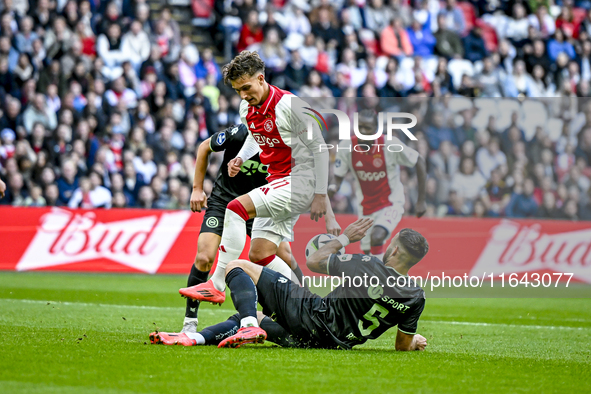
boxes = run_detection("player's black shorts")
[256,268,340,349]
[200,195,254,237]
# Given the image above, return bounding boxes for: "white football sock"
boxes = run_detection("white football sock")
[240,316,259,328]
[209,209,247,291]
[266,255,300,285]
[185,332,205,345]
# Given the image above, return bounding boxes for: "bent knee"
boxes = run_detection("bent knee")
[194,252,215,271]
[225,259,247,275]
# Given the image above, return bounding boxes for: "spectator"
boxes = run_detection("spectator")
[425,111,457,150]
[451,157,487,209]
[463,26,488,63]
[548,29,576,62]
[23,93,58,134]
[434,13,464,59]
[133,147,157,184]
[56,160,78,205]
[122,20,151,72]
[476,137,507,179]
[506,178,538,218]
[237,10,263,53]
[15,16,38,54]
[407,18,436,57]
[68,171,112,208]
[364,0,393,34]
[380,18,413,58]
[23,183,46,207]
[439,0,466,35]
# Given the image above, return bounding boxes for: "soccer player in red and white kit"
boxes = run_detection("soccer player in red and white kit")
[328,110,427,259]
[179,51,334,322]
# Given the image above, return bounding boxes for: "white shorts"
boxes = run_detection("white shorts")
[359,204,403,251]
[249,176,314,245]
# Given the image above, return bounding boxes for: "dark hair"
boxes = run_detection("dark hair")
[222,51,265,85]
[398,228,429,260]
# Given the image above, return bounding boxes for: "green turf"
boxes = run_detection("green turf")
[0,272,590,393]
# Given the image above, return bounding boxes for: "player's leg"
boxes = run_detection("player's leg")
[277,241,305,284]
[181,178,292,303]
[249,233,300,284]
[182,232,220,332]
[368,205,403,259]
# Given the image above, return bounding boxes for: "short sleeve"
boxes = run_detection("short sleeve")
[327,253,365,277]
[397,298,425,335]
[389,138,419,167]
[333,140,351,178]
[210,124,244,152]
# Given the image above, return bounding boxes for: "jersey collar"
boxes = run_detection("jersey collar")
[250,84,276,116]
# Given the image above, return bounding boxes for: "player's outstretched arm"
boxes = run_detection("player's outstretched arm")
[307,218,373,274]
[0,178,5,198]
[395,330,427,351]
[190,138,213,212]
[414,155,428,218]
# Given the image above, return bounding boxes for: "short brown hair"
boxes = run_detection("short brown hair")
[398,228,429,261]
[222,51,265,85]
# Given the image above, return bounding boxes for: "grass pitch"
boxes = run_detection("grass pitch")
[0,272,589,393]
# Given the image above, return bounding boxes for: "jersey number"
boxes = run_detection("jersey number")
[358,304,389,337]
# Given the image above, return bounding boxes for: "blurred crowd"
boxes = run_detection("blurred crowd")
[0,0,589,221]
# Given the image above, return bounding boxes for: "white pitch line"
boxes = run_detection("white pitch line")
[0,298,234,314]
[2,298,589,331]
[421,320,589,331]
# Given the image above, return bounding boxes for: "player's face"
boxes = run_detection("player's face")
[358,120,377,136]
[231,73,265,106]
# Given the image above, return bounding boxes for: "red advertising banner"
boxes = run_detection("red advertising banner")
[1,207,590,284]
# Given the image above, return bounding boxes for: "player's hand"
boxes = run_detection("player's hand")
[228,157,243,177]
[412,334,427,351]
[415,200,426,218]
[310,194,327,222]
[343,218,374,243]
[325,215,341,236]
[0,179,5,199]
[190,189,208,212]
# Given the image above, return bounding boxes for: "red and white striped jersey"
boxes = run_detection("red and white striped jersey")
[237,84,328,193]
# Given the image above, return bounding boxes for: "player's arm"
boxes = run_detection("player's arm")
[229,132,259,177]
[0,178,5,198]
[324,195,341,236]
[395,330,427,351]
[307,218,373,274]
[190,138,214,212]
[414,154,427,218]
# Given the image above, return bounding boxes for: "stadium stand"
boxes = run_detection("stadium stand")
[0,0,591,221]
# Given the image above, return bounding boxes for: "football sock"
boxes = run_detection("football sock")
[265,255,300,285]
[225,267,258,327]
[185,265,209,318]
[185,332,206,345]
[210,200,249,291]
[260,316,299,348]
[198,314,240,345]
[370,245,385,260]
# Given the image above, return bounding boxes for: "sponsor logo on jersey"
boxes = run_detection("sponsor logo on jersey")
[373,158,383,167]
[368,285,384,299]
[338,254,353,261]
[16,208,190,273]
[470,220,591,283]
[252,133,281,147]
[240,160,268,175]
[230,126,239,135]
[250,122,255,129]
[355,160,363,167]
[264,119,274,132]
[355,170,387,181]
[277,277,288,283]
[206,217,219,228]
[216,132,226,145]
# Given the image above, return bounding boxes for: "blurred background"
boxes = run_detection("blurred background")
[0,0,590,222]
